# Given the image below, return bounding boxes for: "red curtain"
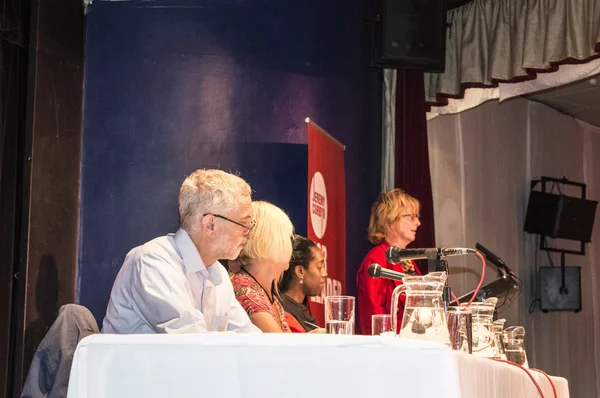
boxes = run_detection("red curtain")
[394,70,436,274]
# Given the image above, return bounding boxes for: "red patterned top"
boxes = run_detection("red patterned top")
[230,269,291,333]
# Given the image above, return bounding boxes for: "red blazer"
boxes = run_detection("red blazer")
[356,241,421,335]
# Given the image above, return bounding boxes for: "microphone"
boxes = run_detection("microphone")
[475,243,515,277]
[386,247,475,263]
[475,243,506,268]
[367,263,406,282]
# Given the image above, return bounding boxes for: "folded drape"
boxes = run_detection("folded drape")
[425,0,600,103]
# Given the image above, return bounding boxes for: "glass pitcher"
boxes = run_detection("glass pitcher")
[390,271,450,344]
[503,326,529,367]
[461,297,498,357]
[493,318,507,360]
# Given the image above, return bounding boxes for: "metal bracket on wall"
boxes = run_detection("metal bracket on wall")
[530,176,587,305]
[530,176,587,256]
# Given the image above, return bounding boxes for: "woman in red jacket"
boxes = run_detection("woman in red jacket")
[356,189,422,335]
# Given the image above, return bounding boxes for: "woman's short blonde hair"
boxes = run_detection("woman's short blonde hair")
[367,188,421,245]
[239,201,294,265]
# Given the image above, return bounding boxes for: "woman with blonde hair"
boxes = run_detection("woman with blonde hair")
[230,201,294,332]
[356,189,422,335]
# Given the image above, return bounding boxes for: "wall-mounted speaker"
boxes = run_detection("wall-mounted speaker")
[524,191,598,242]
[370,0,447,72]
[539,266,581,312]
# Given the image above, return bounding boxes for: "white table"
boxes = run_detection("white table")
[67,333,569,398]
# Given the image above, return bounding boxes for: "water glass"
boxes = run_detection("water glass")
[324,296,355,335]
[504,340,529,367]
[371,314,392,335]
[446,306,473,353]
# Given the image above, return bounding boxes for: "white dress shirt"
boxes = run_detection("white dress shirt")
[102,228,261,334]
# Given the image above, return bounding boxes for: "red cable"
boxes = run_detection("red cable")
[471,340,494,353]
[464,250,486,307]
[451,291,460,303]
[458,251,548,396]
[449,250,485,307]
[531,368,558,398]
[491,359,545,398]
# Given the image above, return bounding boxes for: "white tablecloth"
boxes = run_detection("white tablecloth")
[67,333,569,398]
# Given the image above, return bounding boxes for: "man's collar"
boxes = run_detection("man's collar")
[173,228,223,285]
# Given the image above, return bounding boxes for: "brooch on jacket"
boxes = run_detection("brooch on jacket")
[401,261,417,275]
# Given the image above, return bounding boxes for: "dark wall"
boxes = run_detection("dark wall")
[0,1,29,393]
[79,0,382,324]
[8,0,85,393]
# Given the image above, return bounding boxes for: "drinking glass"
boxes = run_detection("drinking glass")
[371,314,392,336]
[324,296,355,335]
[446,306,473,353]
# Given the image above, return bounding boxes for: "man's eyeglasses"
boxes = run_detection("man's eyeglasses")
[204,213,256,233]
[401,214,421,222]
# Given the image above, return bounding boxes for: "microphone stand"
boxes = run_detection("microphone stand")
[441,260,451,312]
[427,253,451,311]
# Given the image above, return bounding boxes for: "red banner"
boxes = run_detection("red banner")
[306,119,346,325]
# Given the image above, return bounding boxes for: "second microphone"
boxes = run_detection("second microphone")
[367,263,406,281]
[386,246,475,264]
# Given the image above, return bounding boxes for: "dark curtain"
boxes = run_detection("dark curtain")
[394,70,436,274]
[1,0,29,393]
[0,0,31,398]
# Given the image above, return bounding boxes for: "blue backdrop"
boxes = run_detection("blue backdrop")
[79,0,382,325]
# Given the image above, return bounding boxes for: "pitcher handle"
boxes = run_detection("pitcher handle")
[390,284,406,335]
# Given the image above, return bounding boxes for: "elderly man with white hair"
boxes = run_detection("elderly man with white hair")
[103,169,261,334]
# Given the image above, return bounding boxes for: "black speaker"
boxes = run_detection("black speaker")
[524,191,598,242]
[539,266,581,312]
[370,0,447,72]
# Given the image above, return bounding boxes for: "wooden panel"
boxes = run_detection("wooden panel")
[9,0,85,393]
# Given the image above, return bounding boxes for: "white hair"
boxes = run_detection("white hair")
[238,201,294,294]
[239,201,294,265]
[178,169,251,232]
